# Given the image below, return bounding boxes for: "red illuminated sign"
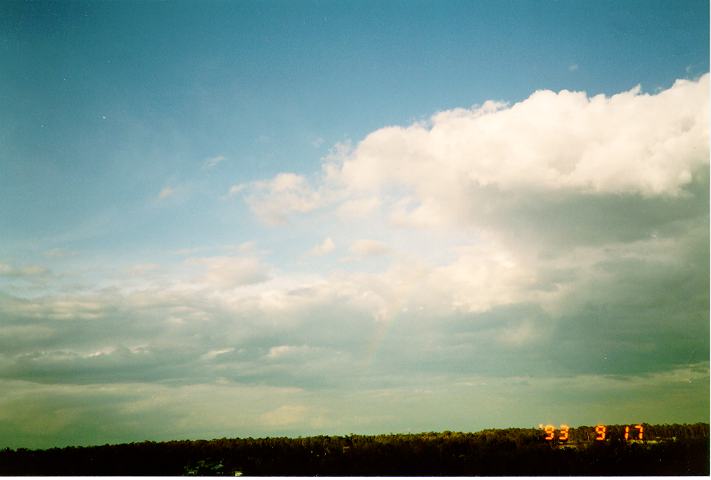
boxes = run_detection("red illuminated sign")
[540,424,644,442]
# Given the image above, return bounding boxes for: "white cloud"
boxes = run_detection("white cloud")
[243,173,324,225]
[257,404,308,427]
[203,154,226,169]
[266,345,314,359]
[349,239,390,257]
[332,76,708,199]
[0,262,49,278]
[221,241,259,254]
[337,196,380,218]
[226,183,246,197]
[308,237,335,256]
[43,249,76,259]
[188,255,270,288]
[242,76,708,229]
[201,347,235,360]
[172,246,209,256]
[128,263,161,275]
[158,186,175,200]
[6,297,105,321]
[1,75,707,446]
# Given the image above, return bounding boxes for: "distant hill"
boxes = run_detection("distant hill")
[0,423,708,475]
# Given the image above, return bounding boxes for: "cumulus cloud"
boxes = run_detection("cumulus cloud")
[243,75,708,228]
[0,75,707,447]
[224,74,708,387]
[243,173,324,225]
[4,77,701,392]
[333,75,707,199]
[337,196,381,218]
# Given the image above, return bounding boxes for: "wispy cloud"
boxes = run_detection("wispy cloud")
[308,237,335,256]
[349,239,390,258]
[187,255,270,288]
[158,186,175,200]
[43,249,77,259]
[128,263,161,275]
[226,183,246,198]
[203,155,226,169]
[0,262,49,278]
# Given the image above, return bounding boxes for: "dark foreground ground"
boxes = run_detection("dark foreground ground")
[0,423,708,475]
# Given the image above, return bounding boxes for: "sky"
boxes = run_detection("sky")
[0,0,708,449]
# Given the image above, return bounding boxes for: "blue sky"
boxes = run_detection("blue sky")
[0,0,709,448]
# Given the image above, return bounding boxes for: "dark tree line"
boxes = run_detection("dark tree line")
[0,423,707,476]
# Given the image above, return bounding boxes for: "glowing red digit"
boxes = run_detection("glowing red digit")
[624,426,629,440]
[595,425,606,441]
[544,425,555,441]
[559,424,569,441]
[635,424,644,440]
